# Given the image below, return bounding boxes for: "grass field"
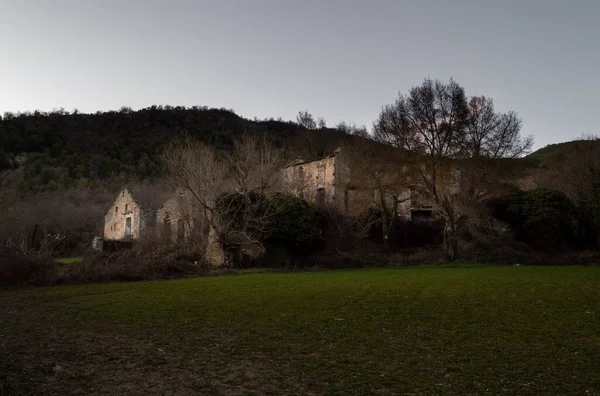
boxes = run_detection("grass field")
[1,266,599,395]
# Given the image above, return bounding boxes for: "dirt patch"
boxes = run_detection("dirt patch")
[0,300,301,395]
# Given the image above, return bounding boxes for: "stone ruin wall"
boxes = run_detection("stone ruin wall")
[283,155,338,208]
[103,189,143,240]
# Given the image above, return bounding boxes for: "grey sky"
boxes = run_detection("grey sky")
[1,0,599,150]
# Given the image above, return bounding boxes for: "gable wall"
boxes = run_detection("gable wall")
[103,189,143,240]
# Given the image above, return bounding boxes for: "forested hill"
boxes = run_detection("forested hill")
[0,106,350,191]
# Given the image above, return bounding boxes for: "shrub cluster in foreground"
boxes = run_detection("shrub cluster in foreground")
[0,245,55,287]
[4,239,600,288]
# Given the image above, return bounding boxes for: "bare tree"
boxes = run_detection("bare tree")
[464,96,532,160]
[336,121,369,138]
[345,138,412,250]
[228,135,284,193]
[281,159,311,200]
[318,117,327,129]
[374,78,533,260]
[461,96,533,201]
[296,110,317,130]
[162,136,285,267]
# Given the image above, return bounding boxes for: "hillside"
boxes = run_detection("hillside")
[0,106,351,191]
[1,105,589,193]
[527,139,600,164]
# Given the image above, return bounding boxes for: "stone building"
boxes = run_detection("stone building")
[102,187,224,267]
[104,187,204,243]
[103,188,158,240]
[101,146,443,264]
[156,189,202,244]
[283,149,342,209]
[282,146,436,220]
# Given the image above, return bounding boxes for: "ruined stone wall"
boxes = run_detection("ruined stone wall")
[156,190,204,244]
[155,191,223,267]
[283,155,338,208]
[104,189,144,240]
[281,147,446,220]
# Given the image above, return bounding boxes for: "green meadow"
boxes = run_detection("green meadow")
[1,266,599,395]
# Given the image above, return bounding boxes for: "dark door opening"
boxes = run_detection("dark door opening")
[125,217,132,238]
[315,187,326,207]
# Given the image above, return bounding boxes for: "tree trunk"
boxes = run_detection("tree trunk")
[444,220,458,261]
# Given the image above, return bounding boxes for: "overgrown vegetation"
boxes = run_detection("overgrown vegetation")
[489,188,580,249]
[3,79,600,286]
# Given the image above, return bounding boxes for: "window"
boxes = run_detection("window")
[125,204,128,211]
[115,206,118,213]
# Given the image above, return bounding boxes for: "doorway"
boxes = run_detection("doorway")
[125,217,132,238]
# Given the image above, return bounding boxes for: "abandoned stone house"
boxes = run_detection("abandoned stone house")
[103,188,158,240]
[101,146,442,264]
[103,187,203,243]
[101,186,225,266]
[282,147,436,221]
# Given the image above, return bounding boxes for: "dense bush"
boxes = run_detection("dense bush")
[215,193,327,268]
[59,242,207,284]
[489,188,579,249]
[0,245,54,286]
[356,207,444,251]
[266,194,327,255]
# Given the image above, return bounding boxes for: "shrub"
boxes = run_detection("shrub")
[57,235,208,283]
[488,188,578,249]
[266,194,327,256]
[0,245,54,286]
[355,207,444,251]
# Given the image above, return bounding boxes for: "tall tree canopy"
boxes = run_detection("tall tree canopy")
[373,78,533,259]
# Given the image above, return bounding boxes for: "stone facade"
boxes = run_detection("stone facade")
[102,147,447,266]
[103,187,224,267]
[104,188,206,243]
[283,151,341,208]
[103,188,156,240]
[156,189,203,244]
[282,147,436,220]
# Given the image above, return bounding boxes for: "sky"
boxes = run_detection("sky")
[1,0,599,150]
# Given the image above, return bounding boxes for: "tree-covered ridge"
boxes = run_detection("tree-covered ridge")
[0,106,349,191]
[527,139,600,165]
